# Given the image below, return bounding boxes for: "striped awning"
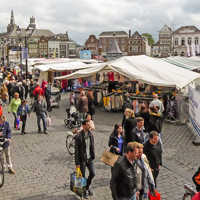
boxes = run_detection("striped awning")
[162,56,200,71]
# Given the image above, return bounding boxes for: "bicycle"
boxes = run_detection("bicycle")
[0,137,5,188]
[66,129,79,155]
[183,184,196,200]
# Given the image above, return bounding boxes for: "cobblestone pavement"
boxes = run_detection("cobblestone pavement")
[0,94,199,200]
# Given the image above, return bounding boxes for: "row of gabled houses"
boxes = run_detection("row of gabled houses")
[0,10,80,63]
[85,30,151,59]
[85,25,200,58]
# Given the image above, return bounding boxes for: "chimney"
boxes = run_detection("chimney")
[129,29,131,38]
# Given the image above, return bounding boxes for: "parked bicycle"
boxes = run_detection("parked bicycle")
[183,184,196,200]
[0,137,6,188]
[66,128,79,155]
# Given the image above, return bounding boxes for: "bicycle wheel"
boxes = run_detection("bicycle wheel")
[0,156,4,188]
[66,135,75,155]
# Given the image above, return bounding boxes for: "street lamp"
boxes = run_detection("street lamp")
[16,26,29,80]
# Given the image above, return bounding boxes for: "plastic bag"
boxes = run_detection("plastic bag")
[16,117,20,129]
[46,116,51,127]
[70,169,87,197]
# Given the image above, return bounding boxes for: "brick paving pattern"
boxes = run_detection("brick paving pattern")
[0,94,199,200]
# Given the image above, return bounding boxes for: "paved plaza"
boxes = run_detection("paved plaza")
[0,94,199,200]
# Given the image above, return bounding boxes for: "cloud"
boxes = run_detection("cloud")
[0,0,200,44]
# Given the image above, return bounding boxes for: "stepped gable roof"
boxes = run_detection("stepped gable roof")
[160,24,172,33]
[99,31,128,37]
[173,25,200,34]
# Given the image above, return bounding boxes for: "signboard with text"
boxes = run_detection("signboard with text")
[79,50,92,59]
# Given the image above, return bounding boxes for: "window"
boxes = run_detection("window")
[175,38,179,46]
[181,38,185,46]
[195,38,199,45]
[188,37,192,45]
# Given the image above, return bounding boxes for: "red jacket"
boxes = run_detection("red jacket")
[33,86,43,97]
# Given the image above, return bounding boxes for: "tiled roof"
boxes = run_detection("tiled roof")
[99,31,128,36]
[173,26,200,34]
[107,38,122,54]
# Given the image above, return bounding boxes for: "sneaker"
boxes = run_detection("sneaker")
[44,131,48,134]
[88,189,93,196]
[8,168,16,174]
[83,191,88,199]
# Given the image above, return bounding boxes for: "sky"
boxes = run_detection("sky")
[0,0,200,45]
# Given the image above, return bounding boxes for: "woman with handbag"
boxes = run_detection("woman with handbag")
[108,124,124,156]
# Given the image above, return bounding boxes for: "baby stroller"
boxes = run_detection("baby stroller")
[64,105,82,129]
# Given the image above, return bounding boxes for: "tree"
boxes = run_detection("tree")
[142,33,155,46]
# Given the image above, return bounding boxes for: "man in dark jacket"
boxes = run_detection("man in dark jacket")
[75,120,95,198]
[110,142,139,200]
[131,117,148,145]
[143,131,162,188]
[32,95,48,134]
[44,83,51,112]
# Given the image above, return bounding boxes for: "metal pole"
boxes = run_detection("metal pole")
[25,36,28,80]
[19,43,22,76]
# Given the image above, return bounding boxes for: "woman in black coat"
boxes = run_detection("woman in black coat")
[123,108,137,145]
[108,124,124,155]
[87,90,95,120]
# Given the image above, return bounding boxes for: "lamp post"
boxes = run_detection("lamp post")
[17,27,29,80]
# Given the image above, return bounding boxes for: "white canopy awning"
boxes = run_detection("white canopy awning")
[55,55,200,89]
[34,61,89,72]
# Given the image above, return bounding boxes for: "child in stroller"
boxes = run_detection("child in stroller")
[64,105,82,129]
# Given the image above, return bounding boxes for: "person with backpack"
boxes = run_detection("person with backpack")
[193,167,200,192]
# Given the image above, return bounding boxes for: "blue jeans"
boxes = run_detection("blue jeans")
[36,113,47,132]
[130,193,136,200]
[80,160,95,190]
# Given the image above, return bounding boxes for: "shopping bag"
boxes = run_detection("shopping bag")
[100,149,119,167]
[192,192,200,200]
[16,116,20,129]
[46,116,52,127]
[148,190,161,200]
[70,170,87,197]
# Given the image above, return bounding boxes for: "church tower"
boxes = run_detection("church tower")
[7,10,17,33]
[27,16,36,29]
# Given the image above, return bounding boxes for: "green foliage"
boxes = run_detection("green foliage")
[142,33,155,46]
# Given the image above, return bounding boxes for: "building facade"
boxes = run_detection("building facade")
[159,25,172,57]
[173,26,200,57]
[85,35,99,57]
[128,31,146,56]
[152,25,172,57]
[38,36,48,58]
[99,31,129,56]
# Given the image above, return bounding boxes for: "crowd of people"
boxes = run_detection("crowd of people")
[0,66,198,200]
[0,67,54,175]
[70,88,164,199]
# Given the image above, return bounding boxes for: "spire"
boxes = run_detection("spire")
[10,10,15,25]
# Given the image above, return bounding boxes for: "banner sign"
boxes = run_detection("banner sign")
[22,48,28,59]
[79,50,91,59]
[189,86,200,136]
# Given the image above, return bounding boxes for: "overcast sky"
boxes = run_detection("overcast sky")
[0,0,200,44]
